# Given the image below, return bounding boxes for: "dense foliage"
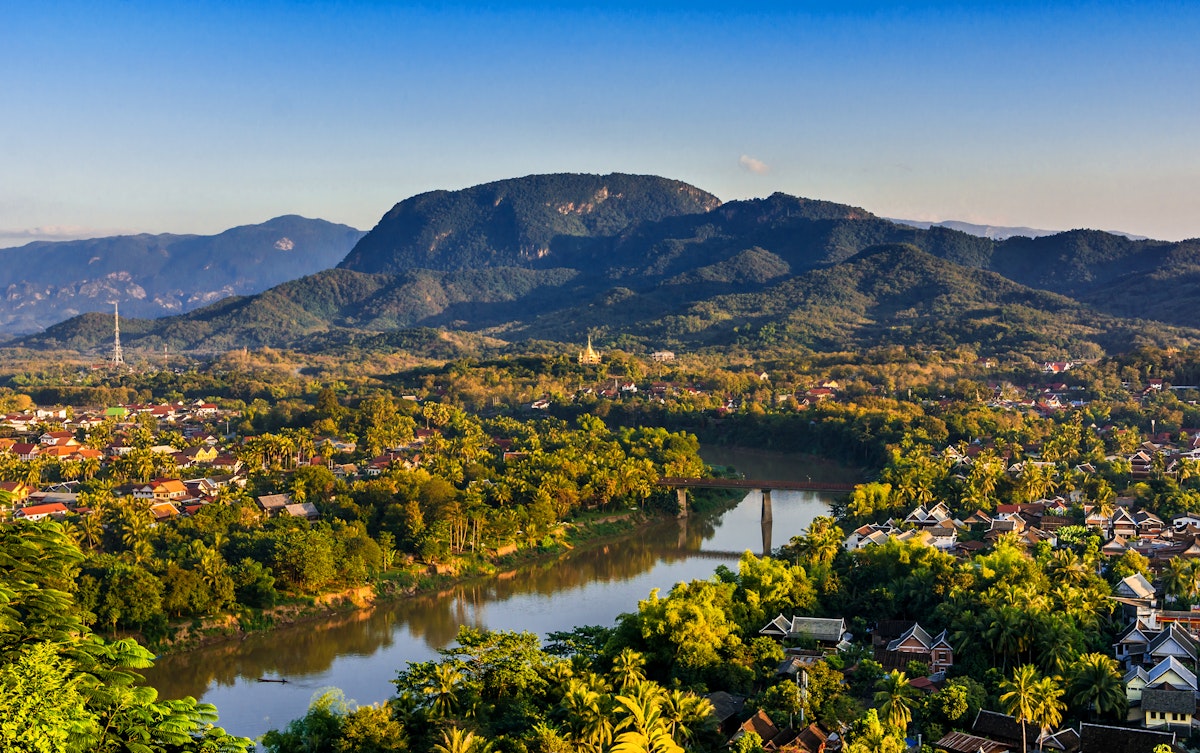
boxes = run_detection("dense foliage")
[0,521,250,751]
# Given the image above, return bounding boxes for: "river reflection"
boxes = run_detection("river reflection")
[143,449,846,741]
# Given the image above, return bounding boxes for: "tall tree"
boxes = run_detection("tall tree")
[874,670,917,734]
[1068,653,1125,720]
[1000,664,1040,753]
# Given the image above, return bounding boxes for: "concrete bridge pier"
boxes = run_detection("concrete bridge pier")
[762,517,773,557]
[677,488,689,518]
[761,488,773,523]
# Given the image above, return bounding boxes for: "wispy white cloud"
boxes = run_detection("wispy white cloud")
[738,154,770,174]
[0,225,139,248]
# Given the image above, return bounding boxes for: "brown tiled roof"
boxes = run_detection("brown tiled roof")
[935,731,1009,753]
[740,709,779,741]
[794,724,828,753]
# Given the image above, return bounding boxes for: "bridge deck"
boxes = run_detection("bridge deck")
[658,477,856,492]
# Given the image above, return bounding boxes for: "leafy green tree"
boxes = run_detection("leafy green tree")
[0,642,95,751]
[0,522,250,752]
[262,689,349,753]
[336,703,407,753]
[844,708,906,753]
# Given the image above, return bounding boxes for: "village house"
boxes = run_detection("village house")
[133,478,189,503]
[284,501,320,520]
[0,481,34,504]
[256,493,292,516]
[12,502,70,522]
[760,615,848,649]
[874,622,954,673]
[9,443,40,462]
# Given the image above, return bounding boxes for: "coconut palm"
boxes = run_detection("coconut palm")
[426,663,466,719]
[1031,675,1066,748]
[561,680,612,751]
[874,670,918,734]
[433,726,490,753]
[799,516,843,566]
[612,682,683,753]
[1068,653,1126,720]
[611,648,648,691]
[1000,664,1041,753]
[80,455,101,481]
[1160,558,1194,604]
[71,513,103,551]
[1047,549,1088,585]
[659,689,713,744]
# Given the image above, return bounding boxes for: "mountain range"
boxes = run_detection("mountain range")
[19,173,1200,360]
[0,216,364,335]
[888,218,1150,242]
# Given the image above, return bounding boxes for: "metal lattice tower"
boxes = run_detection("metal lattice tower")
[110,302,124,366]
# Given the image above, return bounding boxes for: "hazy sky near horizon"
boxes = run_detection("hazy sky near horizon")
[3,1,1199,246]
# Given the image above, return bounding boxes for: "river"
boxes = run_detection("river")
[143,447,853,741]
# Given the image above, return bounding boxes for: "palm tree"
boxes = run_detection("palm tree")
[80,455,101,481]
[59,459,82,482]
[612,682,683,753]
[561,680,612,751]
[799,516,843,566]
[426,664,465,719]
[1160,558,1194,604]
[1047,549,1088,585]
[611,648,648,691]
[1068,653,1126,720]
[986,606,1027,670]
[71,513,103,551]
[659,689,713,744]
[874,670,917,734]
[432,726,490,753]
[119,502,153,564]
[1000,664,1040,753]
[1031,675,1066,748]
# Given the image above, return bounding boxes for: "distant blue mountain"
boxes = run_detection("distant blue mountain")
[889,217,1149,242]
[0,216,363,334]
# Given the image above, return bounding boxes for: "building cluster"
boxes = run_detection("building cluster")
[0,399,349,526]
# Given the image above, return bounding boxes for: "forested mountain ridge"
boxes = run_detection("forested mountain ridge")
[0,216,364,335]
[19,173,1200,357]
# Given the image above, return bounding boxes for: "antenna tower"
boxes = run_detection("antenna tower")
[110,302,124,367]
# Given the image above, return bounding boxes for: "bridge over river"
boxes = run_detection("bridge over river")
[658,477,857,520]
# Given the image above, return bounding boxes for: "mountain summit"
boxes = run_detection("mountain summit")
[337,173,721,275]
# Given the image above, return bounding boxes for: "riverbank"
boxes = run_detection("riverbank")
[148,488,745,655]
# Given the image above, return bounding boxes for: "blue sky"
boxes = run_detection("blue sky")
[2,1,1198,245]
